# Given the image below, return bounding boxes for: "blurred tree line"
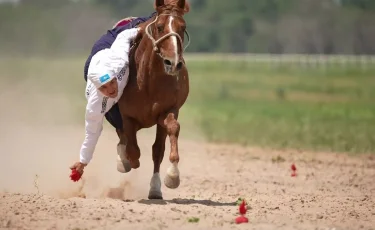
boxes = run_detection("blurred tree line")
[1,0,375,55]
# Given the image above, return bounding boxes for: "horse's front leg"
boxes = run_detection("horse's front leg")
[122,117,141,169]
[148,124,167,200]
[159,110,181,189]
[116,128,131,173]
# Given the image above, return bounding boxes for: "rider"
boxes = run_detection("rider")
[69,13,156,177]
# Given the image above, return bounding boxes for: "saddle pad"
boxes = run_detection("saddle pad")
[112,17,137,29]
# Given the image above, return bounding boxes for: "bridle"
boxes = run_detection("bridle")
[144,13,191,57]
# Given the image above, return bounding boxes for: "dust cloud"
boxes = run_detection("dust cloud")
[0,80,153,200]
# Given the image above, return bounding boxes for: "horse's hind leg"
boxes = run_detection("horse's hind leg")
[116,129,131,173]
[148,124,167,200]
[159,110,181,189]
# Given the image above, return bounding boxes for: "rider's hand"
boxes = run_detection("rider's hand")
[69,162,87,175]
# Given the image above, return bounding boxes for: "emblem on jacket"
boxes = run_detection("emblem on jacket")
[117,67,126,81]
[101,97,108,113]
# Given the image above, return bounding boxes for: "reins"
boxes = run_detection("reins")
[144,13,190,57]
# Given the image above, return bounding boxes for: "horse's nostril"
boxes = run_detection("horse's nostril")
[176,61,183,70]
[164,59,172,66]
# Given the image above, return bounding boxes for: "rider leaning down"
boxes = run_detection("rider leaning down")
[70,0,190,176]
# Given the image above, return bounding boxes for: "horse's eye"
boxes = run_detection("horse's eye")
[157,25,164,33]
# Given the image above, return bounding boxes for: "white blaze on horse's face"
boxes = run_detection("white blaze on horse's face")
[167,16,179,70]
[156,14,185,76]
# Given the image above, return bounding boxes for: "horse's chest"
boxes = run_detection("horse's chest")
[126,101,170,128]
[120,79,188,127]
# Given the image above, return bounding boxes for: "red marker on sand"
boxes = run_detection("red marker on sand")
[291,163,297,177]
[235,200,249,224]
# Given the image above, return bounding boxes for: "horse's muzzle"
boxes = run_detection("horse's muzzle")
[163,57,184,76]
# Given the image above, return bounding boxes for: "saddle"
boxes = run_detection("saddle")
[112,17,137,29]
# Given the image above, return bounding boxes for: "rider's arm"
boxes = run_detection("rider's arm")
[107,27,139,76]
[79,28,139,165]
[79,87,105,164]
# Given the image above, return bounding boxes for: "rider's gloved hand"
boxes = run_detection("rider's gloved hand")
[69,162,87,176]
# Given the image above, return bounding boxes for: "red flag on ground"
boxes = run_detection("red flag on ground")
[291,163,297,177]
[235,200,249,224]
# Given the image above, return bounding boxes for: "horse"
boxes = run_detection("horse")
[115,0,191,200]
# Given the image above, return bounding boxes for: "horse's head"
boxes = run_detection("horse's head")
[144,0,190,76]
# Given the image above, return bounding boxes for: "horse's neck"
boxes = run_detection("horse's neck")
[135,39,170,89]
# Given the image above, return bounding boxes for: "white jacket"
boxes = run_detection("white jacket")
[79,28,139,165]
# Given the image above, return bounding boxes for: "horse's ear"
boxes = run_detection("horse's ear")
[177,0,185,9]
[155,0,164,8]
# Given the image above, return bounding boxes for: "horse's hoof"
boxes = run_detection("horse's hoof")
[117,155,131,173]
[130,159,140,169]
[148,191,163,200]
[164,174,180,189]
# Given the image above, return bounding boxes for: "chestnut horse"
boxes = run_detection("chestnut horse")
[116,0,191,200]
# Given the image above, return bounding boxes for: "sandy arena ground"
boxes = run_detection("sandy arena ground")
[0,87,375,230]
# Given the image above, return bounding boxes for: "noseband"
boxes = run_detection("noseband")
[145,13,191,56]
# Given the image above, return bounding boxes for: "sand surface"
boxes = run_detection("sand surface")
[1,85,375,230]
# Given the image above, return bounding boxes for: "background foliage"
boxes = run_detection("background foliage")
[1,0,375,55]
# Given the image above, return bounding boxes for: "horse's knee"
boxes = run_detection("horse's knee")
[162,113,180,135]
[166,120,180,135]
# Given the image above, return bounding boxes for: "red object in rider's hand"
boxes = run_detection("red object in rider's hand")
[70,169,82,182]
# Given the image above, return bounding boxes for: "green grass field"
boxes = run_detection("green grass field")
[1,55,375,154]
[185,60,375,154]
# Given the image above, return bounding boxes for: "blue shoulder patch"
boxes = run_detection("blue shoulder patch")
[99,74,111,83]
